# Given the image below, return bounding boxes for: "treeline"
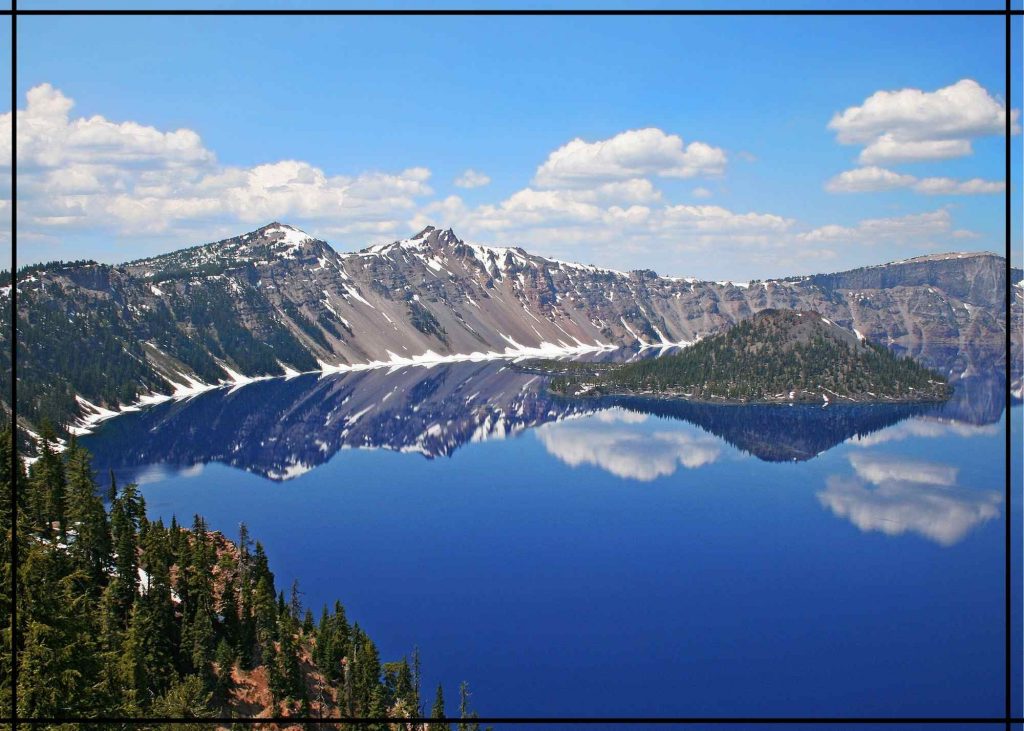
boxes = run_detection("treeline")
[547,311,950,403]
[14,272,322,437]
[2,427,484,726]
[17,292,171,430]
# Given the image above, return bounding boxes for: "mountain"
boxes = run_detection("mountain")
[10,222,1019,435]
[541,309,951,403]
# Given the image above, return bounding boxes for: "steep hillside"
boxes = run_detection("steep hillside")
[10,222,1015,434]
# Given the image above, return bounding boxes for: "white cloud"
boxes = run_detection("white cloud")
[534,127,726,188]
[951,229,982,240]
[454,168,491,189]
[826,166,1004,195]
[536,411,721,481]
[12,83,213,171]
[859,136,973,165]
[825,166,916,193]
[829,78,1019,165]
[12,84,989,278]
[13,84,434,245]
[912,177,1005,195]
[691,186,713,199]
[800,208,954,244]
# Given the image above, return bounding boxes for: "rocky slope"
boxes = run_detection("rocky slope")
[11,221,1020,433]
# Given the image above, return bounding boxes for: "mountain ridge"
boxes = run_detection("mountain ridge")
[9,222,1020,436]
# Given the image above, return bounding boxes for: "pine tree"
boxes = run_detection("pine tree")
[120,521,177,710]
[17,545,103,716]
[458,681,481,731]
[108,480,144,631]
[9,435,451,722]
[148,673,215,729]
[213,638,236,710]
[63,442,112,593]
[430,683,449,731]
[0,427,17,716]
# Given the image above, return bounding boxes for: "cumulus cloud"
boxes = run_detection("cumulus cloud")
[800,208,957,245]
[12,83,213,171]
[817,452,1001,546]
[825,166,917,193]
[536,410,721,481]
[12,84,434,246]
[410,186,799,276]
[911,177,1005,195]
[825,166,1004,195]
[829,78,1019,165]
[12,83,988,278]
[691,186,713,199]
[859,136,973,165]
[454,168,491,189]
[533,127,726,188]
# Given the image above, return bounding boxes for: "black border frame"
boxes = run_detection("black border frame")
[5,1,1020,727]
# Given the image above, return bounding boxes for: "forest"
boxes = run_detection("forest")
[1,426,484,728]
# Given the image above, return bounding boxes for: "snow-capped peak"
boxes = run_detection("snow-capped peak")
[261,222,314,248]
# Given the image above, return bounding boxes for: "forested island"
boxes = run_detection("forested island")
[531,309,952,405]
[1,427,484,725]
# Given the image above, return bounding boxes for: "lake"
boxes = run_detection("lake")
[80,351,1018,718]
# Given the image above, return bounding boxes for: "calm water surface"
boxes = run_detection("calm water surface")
[81,354,1016,717]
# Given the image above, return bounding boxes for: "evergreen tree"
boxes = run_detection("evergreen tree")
[458,681,481,731]
[430,683,449,731]
[213,638,236,709]
[120,521,177,710]
[149,673,215,729]
[10,435,455,722]
[0,427,17,716]
[63,441,112,593]
[108,479,144,631]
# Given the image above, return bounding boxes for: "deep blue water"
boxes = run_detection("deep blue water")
[80,358,1016,718]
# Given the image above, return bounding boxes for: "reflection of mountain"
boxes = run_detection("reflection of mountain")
[82,360,595,481]
[818,453,1002,546]
[891,342,1012,424]
[81,347,1007,482]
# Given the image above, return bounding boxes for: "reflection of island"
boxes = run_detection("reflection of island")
[81,346,1010,482]
[586,396,941,463]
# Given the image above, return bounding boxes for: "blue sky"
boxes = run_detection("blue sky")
[10,13,1021,280]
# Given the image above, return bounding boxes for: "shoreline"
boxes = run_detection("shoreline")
[551,388,953,407]
[66,337,643,438]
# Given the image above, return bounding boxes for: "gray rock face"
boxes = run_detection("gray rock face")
[13,221,1020,425]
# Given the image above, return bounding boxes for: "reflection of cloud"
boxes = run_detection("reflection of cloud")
[848,452,957,486]
[593,407,648,424]
[536,409,720,481]
[850,418,998,447]
[131,461,205,485]
[818,454,1000,546]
